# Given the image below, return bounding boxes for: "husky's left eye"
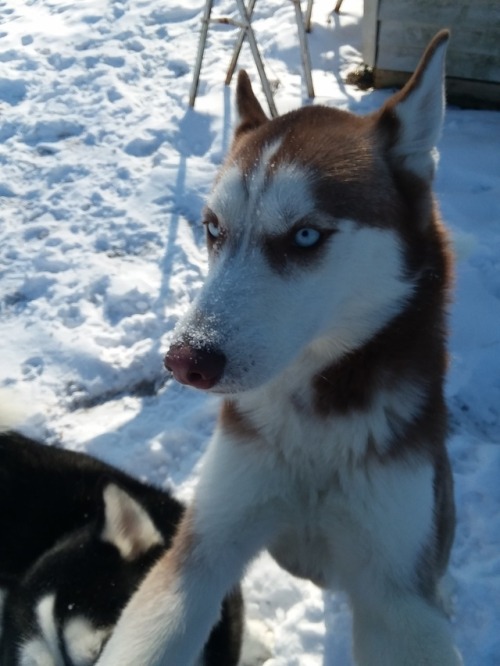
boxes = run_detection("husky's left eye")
[203,210,221,241]
[293,228,322,248]
[207,220,220,239]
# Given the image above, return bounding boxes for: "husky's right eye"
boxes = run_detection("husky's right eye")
[293,228,322,248]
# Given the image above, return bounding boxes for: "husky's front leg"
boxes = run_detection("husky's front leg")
[95,513,233,666]
[352,594,463,666]
[96,432,280,666]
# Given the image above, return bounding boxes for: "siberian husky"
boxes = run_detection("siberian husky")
[0,432,243,666]
[96,31,462,665]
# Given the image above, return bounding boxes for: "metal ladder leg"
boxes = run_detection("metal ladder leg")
[304,0,314,33]
[235,0,278,117]
[292,0,314,98]
[225,0,258,85]
[189,0,214,107]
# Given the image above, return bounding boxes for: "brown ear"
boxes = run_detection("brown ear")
[234,70,269,137]
[377,30,450,182]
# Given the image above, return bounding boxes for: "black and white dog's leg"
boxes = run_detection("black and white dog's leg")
[96,432,281,666]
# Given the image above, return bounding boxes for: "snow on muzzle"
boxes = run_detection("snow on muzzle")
[164,248,266,391]
[164,295,230,391]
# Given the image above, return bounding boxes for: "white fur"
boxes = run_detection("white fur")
[239,375,426,467]
[352,595,463,666]
[19,595,65,666]
[193,429,436,595]
[391,38,448,181]
[63,616,111,666]
[36,595,63,666]
[18,638,57,666]
[101,483,163,560]
[207,158,314,238]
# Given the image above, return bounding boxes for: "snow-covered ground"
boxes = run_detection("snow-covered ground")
[1,0,499,663]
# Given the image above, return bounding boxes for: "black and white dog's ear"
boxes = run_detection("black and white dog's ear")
[100,484,164,561]
[234,70,269,138]
[378,30,449,182]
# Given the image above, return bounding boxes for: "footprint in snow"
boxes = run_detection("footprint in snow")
[124,131,166,157]
[21,356,44,381]
[0,77,27,105]
[22,119,84,146]
[168,59,190,78]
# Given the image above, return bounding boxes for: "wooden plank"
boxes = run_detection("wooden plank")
[378,0,500,27]
[362,0,379,67]
[363,0,500,99]
[377,21,499,58]
[376,22,500,82]
[373,70,500,110]
[377,55,500,85]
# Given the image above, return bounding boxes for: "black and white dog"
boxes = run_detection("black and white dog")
[0,431,243,666]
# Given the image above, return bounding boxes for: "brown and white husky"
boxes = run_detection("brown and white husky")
[97,31,462,665]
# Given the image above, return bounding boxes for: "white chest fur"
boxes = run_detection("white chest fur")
[267,457,434,596]
[224,381,434,598]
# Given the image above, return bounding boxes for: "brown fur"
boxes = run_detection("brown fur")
[227,34,456,601]
[220,400,259,441]
[229,45,453,465]
[133,506,198,604]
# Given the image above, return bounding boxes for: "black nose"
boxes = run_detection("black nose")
[164,344,226,390]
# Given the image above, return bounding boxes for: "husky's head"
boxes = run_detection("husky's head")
[165,32,449,395]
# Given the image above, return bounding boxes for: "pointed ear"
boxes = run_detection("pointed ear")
[100,484,164,561]
[378,30,449,182]
[234,70,269,138]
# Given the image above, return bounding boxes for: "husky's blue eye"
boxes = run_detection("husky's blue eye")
[203,210,222,243]
[294,228,321,248]
[207,221,220,238]
[206,219,221,239]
